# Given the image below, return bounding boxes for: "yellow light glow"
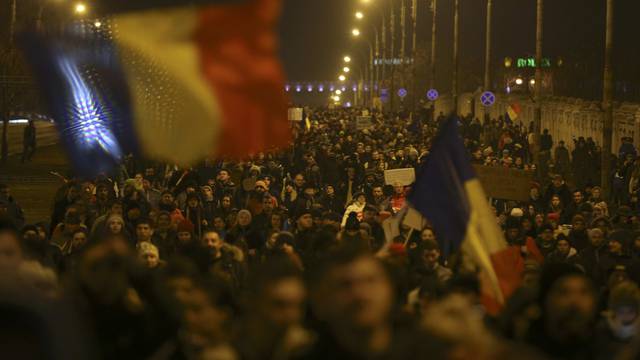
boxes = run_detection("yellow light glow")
[344,56,351,63]
[94,21,102,28]
[339,75,346,81]
[74,2,87,14]
[343,67,350,73]
[352,28,361,37]
[336,90,343,95]
[355,12,364,20]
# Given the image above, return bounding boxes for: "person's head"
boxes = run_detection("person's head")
[274,232,296,255]
[608,282,640,327]
[572,215,586,232]
[393,183,404,195]
[255,180,268,194]
[177,220,195,244]
[217,169,230,182]
[247,260,305,330]
[572,190,584,204]
[221,195,232,209]
[212,216,226,232]
[201,185,214,200]
[363,206,378,223]
[540,264,596,343]
[309,247,394,333]
[186,194,200,209]
[556,236,571,256]
[202,230,223,256]
[160,191,174,205]
[589,228,605,248]
[262,195,275,212]
[551,195,562,208]
[137,241,160,269]
[421,227,436,242]
[552,175,564,188]
[106,214,125,235]
[293,174,305,188]
[420,240,441,269]
[66,228,87,251]
[156,211,172,231]
[591,187,602,200]
[135,218,154,243]
[372,186,384,199]
[541,224,554,242]
[505,217,521,242]
[0,218,22,269]
[296,211,313,230]
[355,193,366,205]
[270,212,283,230]
[109,200,124,216]
[237,210,252,227]
[609,237,624,255]
[325,185,335,196]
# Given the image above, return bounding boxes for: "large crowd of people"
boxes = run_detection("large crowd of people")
[1,107,640,359]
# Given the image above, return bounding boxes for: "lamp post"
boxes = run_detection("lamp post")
[430,0,437,120]
[533,0,543,175]
[483,0,493,121]
[601,0,614,198]
[452,0,459,115]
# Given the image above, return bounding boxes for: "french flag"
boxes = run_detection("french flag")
[408,118,524,315]
[20,0,290,176]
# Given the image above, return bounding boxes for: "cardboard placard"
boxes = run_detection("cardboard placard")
[473,165,534,201]
[355,116,373,130]
[288,108,303,121]
[384,168,416,186]
[403,207,426,230]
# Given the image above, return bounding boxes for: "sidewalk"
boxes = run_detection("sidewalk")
[0,145,69,224]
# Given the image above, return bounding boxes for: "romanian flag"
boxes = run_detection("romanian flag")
[408,118,524,314]
[20,0,290,176]
[505,102,521,124]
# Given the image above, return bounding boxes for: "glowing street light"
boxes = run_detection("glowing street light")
[333,96,341,102]
[335,90,343,95]
[343,67,350,73]
[94,21,102,28]
[355,11,364,20]
[351,28,360,37]
[529,79,536,86]
[74,2,87,14]
[515,78,524,85]
[344,56,351,63]
[338,75,346,82]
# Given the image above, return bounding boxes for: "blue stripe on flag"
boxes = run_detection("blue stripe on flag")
[408,117,475,257]
[20,33,138,176]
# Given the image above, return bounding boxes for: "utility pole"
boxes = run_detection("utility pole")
[533,0,543,174]
[601,0,614,198]
[390,2,396,112]
[400,0,407,101]
[2,0,18,164]
[374,28,380,101]
[452,0,459,115]
[483,0,493,120]
[411,0,418,110]
[430,0,437,120]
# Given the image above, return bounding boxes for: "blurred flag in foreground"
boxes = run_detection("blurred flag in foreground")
[408,118,523,314]
[21,0,290,176]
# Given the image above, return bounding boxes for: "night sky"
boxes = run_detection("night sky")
[278,0,640,98]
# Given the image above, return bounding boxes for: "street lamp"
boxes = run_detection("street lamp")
[74,2,87,15]
[339,75,346,82]
[355,11,364,20]
[515,78,524,85]
[343,67,350,73]
[94,21,102,28]
[344,56,351,63]
[529,79,536,86]
[352,28,361,37]
[336,90,343,95]
[333,96,341,102]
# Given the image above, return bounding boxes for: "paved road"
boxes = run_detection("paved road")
[0,145,70,224]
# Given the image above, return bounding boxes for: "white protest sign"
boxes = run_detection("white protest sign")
[288,108,303,121]
[355,116,373,130]
[384,168,416,186]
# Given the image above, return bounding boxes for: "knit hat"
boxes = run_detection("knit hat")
[255,180,268,190]
[238,209,253,223]
[137,241,159,258]
[345,212,360,231]
[177,219,194,234]
[510,208,524,217]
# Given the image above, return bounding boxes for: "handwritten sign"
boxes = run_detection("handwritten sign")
[473,165,534,201]
[384,168,416,186]
[356,116,373,130]
[288,108,303,121]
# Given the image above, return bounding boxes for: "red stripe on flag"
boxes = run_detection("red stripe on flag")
[194,0,290,158]
[481,246,528,315]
